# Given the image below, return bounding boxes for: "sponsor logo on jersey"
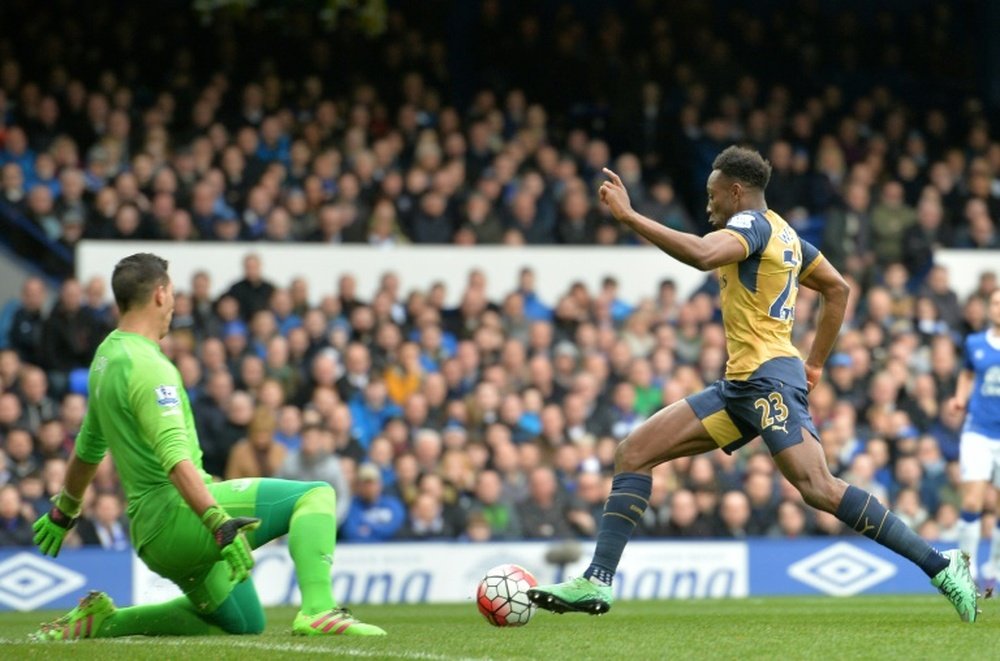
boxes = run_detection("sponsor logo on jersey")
[154,384,180,408]
[726,213,755,229]
[982,366,1000,397]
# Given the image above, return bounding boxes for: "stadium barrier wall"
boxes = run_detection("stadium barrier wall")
[76,240,723,306]
[932,250,999,300]
[77,242,995,306]
[0,538,961,612]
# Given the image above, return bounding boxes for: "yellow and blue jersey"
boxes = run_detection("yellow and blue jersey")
[686,209,824,455]
[715,209,823,381]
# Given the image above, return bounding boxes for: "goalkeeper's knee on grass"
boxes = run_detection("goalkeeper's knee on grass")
[210,581,266,635]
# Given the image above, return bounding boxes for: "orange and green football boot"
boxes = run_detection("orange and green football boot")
[31,590,115,641]
[292,607,387,636]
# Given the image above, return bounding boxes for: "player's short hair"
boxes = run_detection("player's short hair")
[712,146,772,190]
[112,253,169,313]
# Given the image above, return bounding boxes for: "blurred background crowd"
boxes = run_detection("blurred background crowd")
[1,0,999,549]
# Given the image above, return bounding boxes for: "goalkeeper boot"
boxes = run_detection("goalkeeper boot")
[292,607,387,636]
[527,577,613,615]
[31,590,115,641]
[931,549,979,623]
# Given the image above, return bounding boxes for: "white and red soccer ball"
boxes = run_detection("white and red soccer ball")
[476,563,538,627]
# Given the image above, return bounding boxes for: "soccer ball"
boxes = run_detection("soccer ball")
[476,563,538,627]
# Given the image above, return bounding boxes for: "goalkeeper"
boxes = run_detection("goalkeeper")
[31,253,385,639]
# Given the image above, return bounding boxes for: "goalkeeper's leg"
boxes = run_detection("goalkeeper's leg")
[125,478,344,629]
[98,481,270,637]
[38,531,265,638]
[94,569,264,636]
[41,478,358,638]
[227,478,340,614]
[43,478,324,638]
[243,478,385,634]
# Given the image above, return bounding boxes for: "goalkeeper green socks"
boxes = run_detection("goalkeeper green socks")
[97,580,264,636]
[288,485,339,615]
[94,481,339,635]
[97,597,228,637]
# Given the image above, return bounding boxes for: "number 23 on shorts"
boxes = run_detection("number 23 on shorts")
[754,392,789,432]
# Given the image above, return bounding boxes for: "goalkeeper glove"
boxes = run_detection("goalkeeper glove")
[201,505,260,582]
[33,491,82,557]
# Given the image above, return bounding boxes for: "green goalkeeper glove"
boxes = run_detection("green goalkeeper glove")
[33,491,83,557]
[201,505,260,582]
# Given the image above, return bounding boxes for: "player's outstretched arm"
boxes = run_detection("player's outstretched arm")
[170,459,260,582]
[32,451,100,556]
[599,168,745,270]
[947,369,975,415]
[798,257,850,390]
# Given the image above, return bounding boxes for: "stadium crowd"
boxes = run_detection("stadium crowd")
[1,1,999,548]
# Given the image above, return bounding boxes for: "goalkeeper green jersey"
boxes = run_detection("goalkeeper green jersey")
[75,329,212,551]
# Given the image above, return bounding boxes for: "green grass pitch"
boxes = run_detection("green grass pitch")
[1,596,996,660]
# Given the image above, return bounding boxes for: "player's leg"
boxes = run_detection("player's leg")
[30,589,229,640]
[217,477,385,635]
[984,444,1000,588]
[729,376,977,622]
[772,429,977,621]
[958,483,989,582]
[772,432,947,571]
[105,501,268,636]
[733,379,948,577]
[33,517,264,638]
[97,562,265,637]
[957,433,998,582]
[528,390,725,614]
[35,478,383,640]
[103,474,347,638]
[586,396,721,584]
[237,478,339,614]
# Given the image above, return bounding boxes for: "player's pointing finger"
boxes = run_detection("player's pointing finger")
[602,168,623,187]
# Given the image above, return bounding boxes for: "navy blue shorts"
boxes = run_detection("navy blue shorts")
[686,358,819,455]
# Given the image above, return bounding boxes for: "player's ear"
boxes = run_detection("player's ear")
[731,180,743,201]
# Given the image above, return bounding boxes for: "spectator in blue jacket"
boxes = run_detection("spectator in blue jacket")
[340,463,406,542]
[516,268,553,322]
[348,379,402,450]
[0,126,36,180]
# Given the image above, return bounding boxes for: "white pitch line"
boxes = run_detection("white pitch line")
[5,636,492,661]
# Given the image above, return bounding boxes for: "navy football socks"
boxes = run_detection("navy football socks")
[584,472,653,586]
[835,485,948,577]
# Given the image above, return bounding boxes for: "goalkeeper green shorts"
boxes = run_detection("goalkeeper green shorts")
[139,477,327,613]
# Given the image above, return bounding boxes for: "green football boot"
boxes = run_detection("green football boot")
[931,549,979,623]
[292,607,387,636]
[31,590,115,641]
[527,577,613,615]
